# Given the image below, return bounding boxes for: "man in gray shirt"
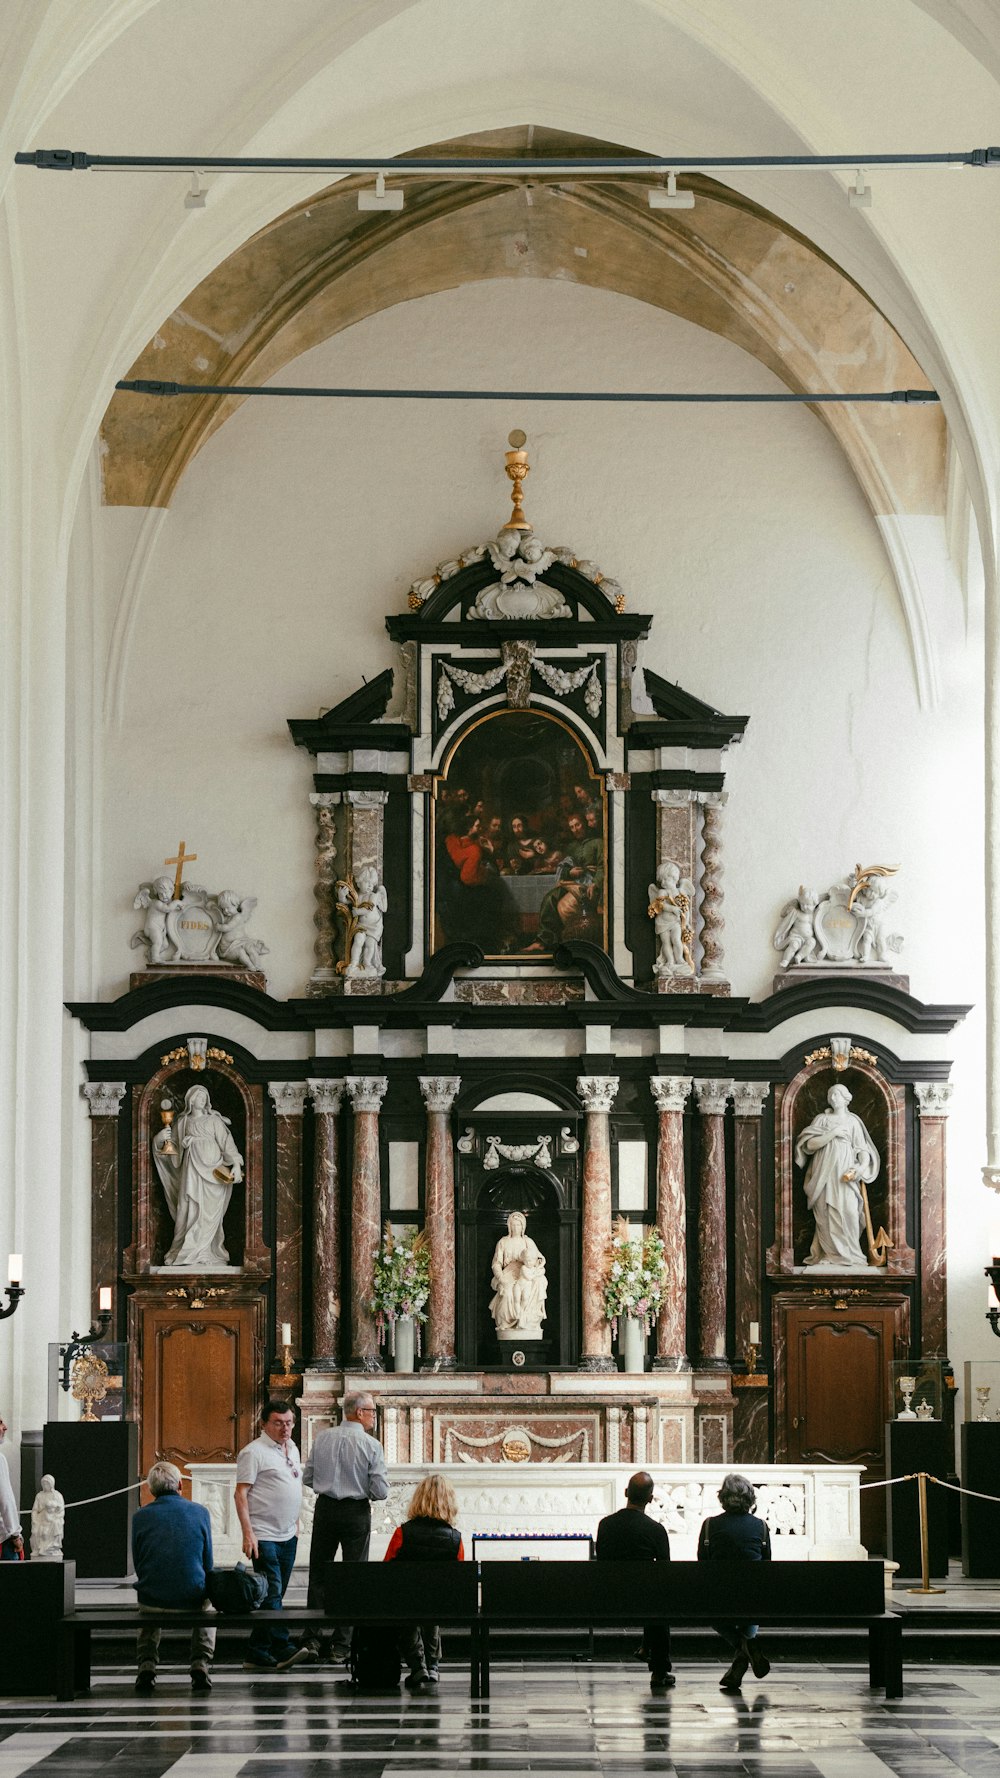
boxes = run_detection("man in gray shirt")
[300,1391,388,1662]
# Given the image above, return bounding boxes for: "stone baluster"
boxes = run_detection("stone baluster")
[268,1083,309,1359]
[606,1405,622,1463]
[409,1403,425,1464]
[732,1083,770,1363]
[383,1404,399,1465]
[308,1079,345,1367]
[577,1075,619,1372]
[633,1404,649,1464]
[649,1076,691,1370]
[419,1075,461,1368]
[694,1078,734,1368]
[698,793,729,987]
[82,1082,127,1323]
[915,1082,954,1357]
[307,792,340,994]
[345,1076,389,1371]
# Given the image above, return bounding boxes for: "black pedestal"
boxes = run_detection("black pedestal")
[42,1421,138,1578]
[0,1560,75,1693]
[961,1421,1000,1577]
[885,1419,949,1579]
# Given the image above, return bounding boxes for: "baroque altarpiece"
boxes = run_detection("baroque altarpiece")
[70,474,967,1551]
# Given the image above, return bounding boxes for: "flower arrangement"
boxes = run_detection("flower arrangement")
[370,1223,431,1355]
[601,1219,667,1337]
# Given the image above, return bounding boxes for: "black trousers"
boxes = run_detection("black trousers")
[643,1622,672,1677]
[306,1495,371,1651]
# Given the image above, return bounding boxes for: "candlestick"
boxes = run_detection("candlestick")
[98,1286,112,1313]
[281,1322,292,1346]
[7,1254,22,1286]
[749,1321,760,1346]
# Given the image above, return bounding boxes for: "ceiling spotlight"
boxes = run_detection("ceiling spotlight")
[848,169,871,208]
[184,171,207,210]
[357,172,404,213]
[648,171,695,211]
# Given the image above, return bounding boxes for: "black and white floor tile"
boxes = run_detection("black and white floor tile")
[1,1662,998,1778]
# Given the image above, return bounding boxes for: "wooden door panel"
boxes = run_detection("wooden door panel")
[794,1320,886,1461]
[138,1304,260,1486]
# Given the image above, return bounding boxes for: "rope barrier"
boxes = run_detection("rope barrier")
[19,1479,144,1517]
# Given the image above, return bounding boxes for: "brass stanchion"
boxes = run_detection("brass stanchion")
[907,1471,945,1595]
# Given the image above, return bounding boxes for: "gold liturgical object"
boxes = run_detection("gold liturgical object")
[504,429,531,530]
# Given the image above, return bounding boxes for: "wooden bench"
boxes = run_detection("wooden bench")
[477,1559,904,1698]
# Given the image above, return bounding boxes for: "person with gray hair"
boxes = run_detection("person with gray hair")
[131,1460,215,1694]
[697,1472,772,1692]
[297,1391,389,1664]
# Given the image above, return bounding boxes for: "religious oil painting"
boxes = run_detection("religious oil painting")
[432,711,607,960]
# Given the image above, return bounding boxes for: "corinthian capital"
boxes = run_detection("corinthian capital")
[914,1082,953,1118]
[419,1076,461,1113]
[732,1082,770,1118]
[577,1075,619,1113]
[82,1081,127,1118]
[650,1076,690,1114]
[694,1078,734,1117]
[346,1075,389,1114]
[308,1079,345,1116]
[268,1081,309,1117]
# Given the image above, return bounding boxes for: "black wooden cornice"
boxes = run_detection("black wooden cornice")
[288,669,411,755]
[68,943,969,1037]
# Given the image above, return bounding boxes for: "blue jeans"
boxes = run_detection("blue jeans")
[0,1538,21,1562]
[250,1536,297,1656]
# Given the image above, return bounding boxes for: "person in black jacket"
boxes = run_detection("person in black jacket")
[697,1472,772,1691]
[384,1474,464,1689]
[595,1471,673,1691]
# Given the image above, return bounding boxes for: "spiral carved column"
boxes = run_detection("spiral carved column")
[308,792,340,994]
[699,793,729,989]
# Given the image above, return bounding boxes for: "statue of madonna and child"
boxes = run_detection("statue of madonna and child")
[489,1211,549,1340]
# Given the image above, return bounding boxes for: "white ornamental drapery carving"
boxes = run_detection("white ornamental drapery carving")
[482,1134,554,1170]
[435,655,603,722]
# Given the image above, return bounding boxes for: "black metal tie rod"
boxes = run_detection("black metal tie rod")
[115,380,939,405]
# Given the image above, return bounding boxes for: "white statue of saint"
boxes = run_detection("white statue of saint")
[795,1083,880,1269]
[153,1084,243,1268]
[489,1211,548,1340]
[337,866,388,979]
[30,1474,65,1560]
[648,861,696,977]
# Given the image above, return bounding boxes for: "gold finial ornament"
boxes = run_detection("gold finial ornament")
[504,430,531,530]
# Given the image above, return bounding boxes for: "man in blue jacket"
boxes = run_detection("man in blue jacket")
[131,1461,215,1694]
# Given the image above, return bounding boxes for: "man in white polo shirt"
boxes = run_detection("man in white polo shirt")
[234,1400,306,1672]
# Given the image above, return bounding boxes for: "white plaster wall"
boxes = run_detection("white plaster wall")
[90,276,990,1384]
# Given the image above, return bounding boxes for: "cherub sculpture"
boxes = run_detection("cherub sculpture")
[336,865,388,979]
[774,887,821,967]
[131,875,177,964]
[648,860,696,977]
[213,891,270,970]
[471,528,571,620]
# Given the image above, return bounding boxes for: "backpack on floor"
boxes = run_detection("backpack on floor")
[349,1625,401,1690]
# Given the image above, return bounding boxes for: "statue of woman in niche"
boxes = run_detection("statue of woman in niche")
[795,1083,880,1269]
[30,1475,65,1560]
[153,1084,243,1268]
[489,1211,548,1339]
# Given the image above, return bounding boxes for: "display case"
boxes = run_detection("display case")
[47,1341,127,1423]
[962,1360,1000,1423]
[890,1356,943,1421]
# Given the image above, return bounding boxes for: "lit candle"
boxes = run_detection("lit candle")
[281,1322,292,1346]
[7,1254,22,1286]
[749,1321,760,1346]
[98,1286,112,1313]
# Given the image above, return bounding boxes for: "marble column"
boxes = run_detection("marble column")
[732,1082,770,1361]
[308,1079,344,1368]
[307,791,340,994]
[268,1083,309,1359]
[915,1082,953,1357]
[345,789,388,880]
[82,1082,127,1324]
[577,1075,619,1372]
[346,1075,389,1371]
[694,1078,734,1368]
[419,1075,461,1368]
[698,793,729,988]
[650,1075,691,1370]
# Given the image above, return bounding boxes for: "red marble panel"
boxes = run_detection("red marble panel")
[655,1108,687,1366]
[697,1115,728,1365]
[312,1107,342,1365]
[580,1110,614,1366]
[919,1115,948,1356]
[350,1109,383,1369]
[425,1109,456,1362]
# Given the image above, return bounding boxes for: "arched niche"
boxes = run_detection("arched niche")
[432,707,607,961]
[127,1048,267,1278]
[769,1056,911,1277]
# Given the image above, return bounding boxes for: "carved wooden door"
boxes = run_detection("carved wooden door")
[777,1298,907,1552]
[138,1304,259,1490]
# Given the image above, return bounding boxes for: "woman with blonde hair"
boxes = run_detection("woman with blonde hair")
[384,1474,465,1688]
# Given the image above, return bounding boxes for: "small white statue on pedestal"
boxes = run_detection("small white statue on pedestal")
[30,1475,65,1560]
[648,861,695,977]
[337,867,388,980]
[214,892,270,970]
[132,876,176,964]
[489,1211,548,1340]
[774,887,821,967]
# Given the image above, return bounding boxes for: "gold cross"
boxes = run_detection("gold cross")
[164,840,197,900]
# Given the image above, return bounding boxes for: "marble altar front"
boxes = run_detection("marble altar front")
[189,1459,866,1567]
